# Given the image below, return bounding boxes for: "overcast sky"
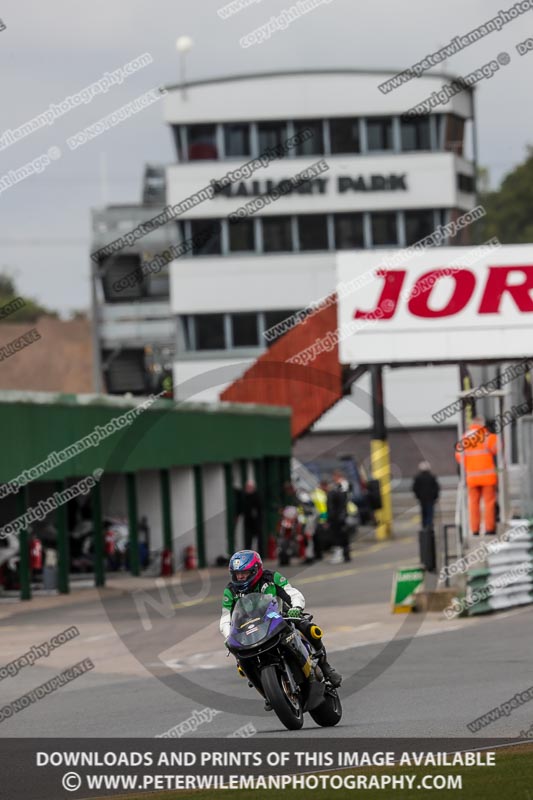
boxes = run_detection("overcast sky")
[1,0,532,316]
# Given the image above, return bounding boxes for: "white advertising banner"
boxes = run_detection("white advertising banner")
[336,243,533,364]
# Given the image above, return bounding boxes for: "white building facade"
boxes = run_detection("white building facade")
[164,70,477,438]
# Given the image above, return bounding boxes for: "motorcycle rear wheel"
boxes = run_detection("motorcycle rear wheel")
[309,687,342,727]
[262,665,304,730]
[278,545,291,567]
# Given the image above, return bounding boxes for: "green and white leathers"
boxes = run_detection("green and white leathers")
[219,569,305,639]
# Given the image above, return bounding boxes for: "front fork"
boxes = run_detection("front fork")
[280,655,299,695]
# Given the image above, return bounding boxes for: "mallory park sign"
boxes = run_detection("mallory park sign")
[211,173,408,198]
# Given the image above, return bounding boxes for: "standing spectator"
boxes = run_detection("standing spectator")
[412,461,440,530]
[138,516,150,569]
[105,525,118,571]
[327,470,350,564]
[455,416,498,536]
[281,481,299,508]
[311,477,329,560]
[243,480,262,553]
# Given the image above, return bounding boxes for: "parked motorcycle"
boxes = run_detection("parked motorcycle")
[226,593,342,731]
[0,532,20,591]
[277,506,302,566]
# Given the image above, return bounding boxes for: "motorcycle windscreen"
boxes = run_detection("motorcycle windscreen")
[229,594,284,647]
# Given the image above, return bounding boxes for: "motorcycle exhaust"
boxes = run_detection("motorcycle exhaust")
[309,625,323,640]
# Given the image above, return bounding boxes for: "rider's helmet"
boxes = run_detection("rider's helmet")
[229,550,263,592]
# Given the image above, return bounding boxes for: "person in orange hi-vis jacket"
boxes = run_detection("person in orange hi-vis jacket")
[455,416,498,536]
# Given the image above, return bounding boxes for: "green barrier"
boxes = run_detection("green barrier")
[391,566,425,613]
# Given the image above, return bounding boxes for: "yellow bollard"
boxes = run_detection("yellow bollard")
[370,439,393,540]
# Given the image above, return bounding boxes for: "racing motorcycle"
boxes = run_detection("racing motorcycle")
[226,593,342,730]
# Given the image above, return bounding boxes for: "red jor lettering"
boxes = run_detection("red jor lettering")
[408,269,476,318]
[354,269,406,319]
[352,264,533,320]
[478,265,533,313]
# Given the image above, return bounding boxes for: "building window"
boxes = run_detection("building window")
[329,118,360,154]
[437,209,447,228]
[190,219,222,255]
[224,123,251,158]
[458,173,475,193]
[102,254,144,302]
[371,212,398,246]
[185,316,195,351]
[143,165,166,205]
[297,215,329,251]
[434,114,444,149]
[187,124,219,160]
[146,272,169,298]
[334,213,364,249]
[104,349,148,395]
[444,114,465,155]
[293,119,324,155]
[177,316,194,351]
[257,121,288,154]
[366,117,393,151]
[263,309,299,344]
[195,314,226,350]
[401,116,431,151]
[181,310,307,351]
[404,210,436,246]
[176,220,186,245]
[172,126,185,161]
[262,216,293,252]
[228,219,255,252]
[231,313,259,347]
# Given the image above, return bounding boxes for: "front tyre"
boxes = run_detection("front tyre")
[261,665,303,730]
[309,687,342,727]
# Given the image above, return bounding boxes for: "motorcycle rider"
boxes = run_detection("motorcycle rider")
[219,549,342,708]
[327,470,350,564]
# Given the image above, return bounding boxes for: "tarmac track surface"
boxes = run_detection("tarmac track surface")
[0,528,531,739]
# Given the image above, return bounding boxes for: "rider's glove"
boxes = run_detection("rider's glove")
[287,607,302,618]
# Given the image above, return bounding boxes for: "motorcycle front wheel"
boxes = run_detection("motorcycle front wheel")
[309,687,342,727]
[261,665,304,730]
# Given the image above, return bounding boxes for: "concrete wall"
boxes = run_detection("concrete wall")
[101,473,128,519]
[203,464,226,564]
[170,467,196,566]
[164,71,472,124]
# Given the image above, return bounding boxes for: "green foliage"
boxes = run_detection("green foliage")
[479,147,533,243]
[0,274,16,296]
[0,270,58,323]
